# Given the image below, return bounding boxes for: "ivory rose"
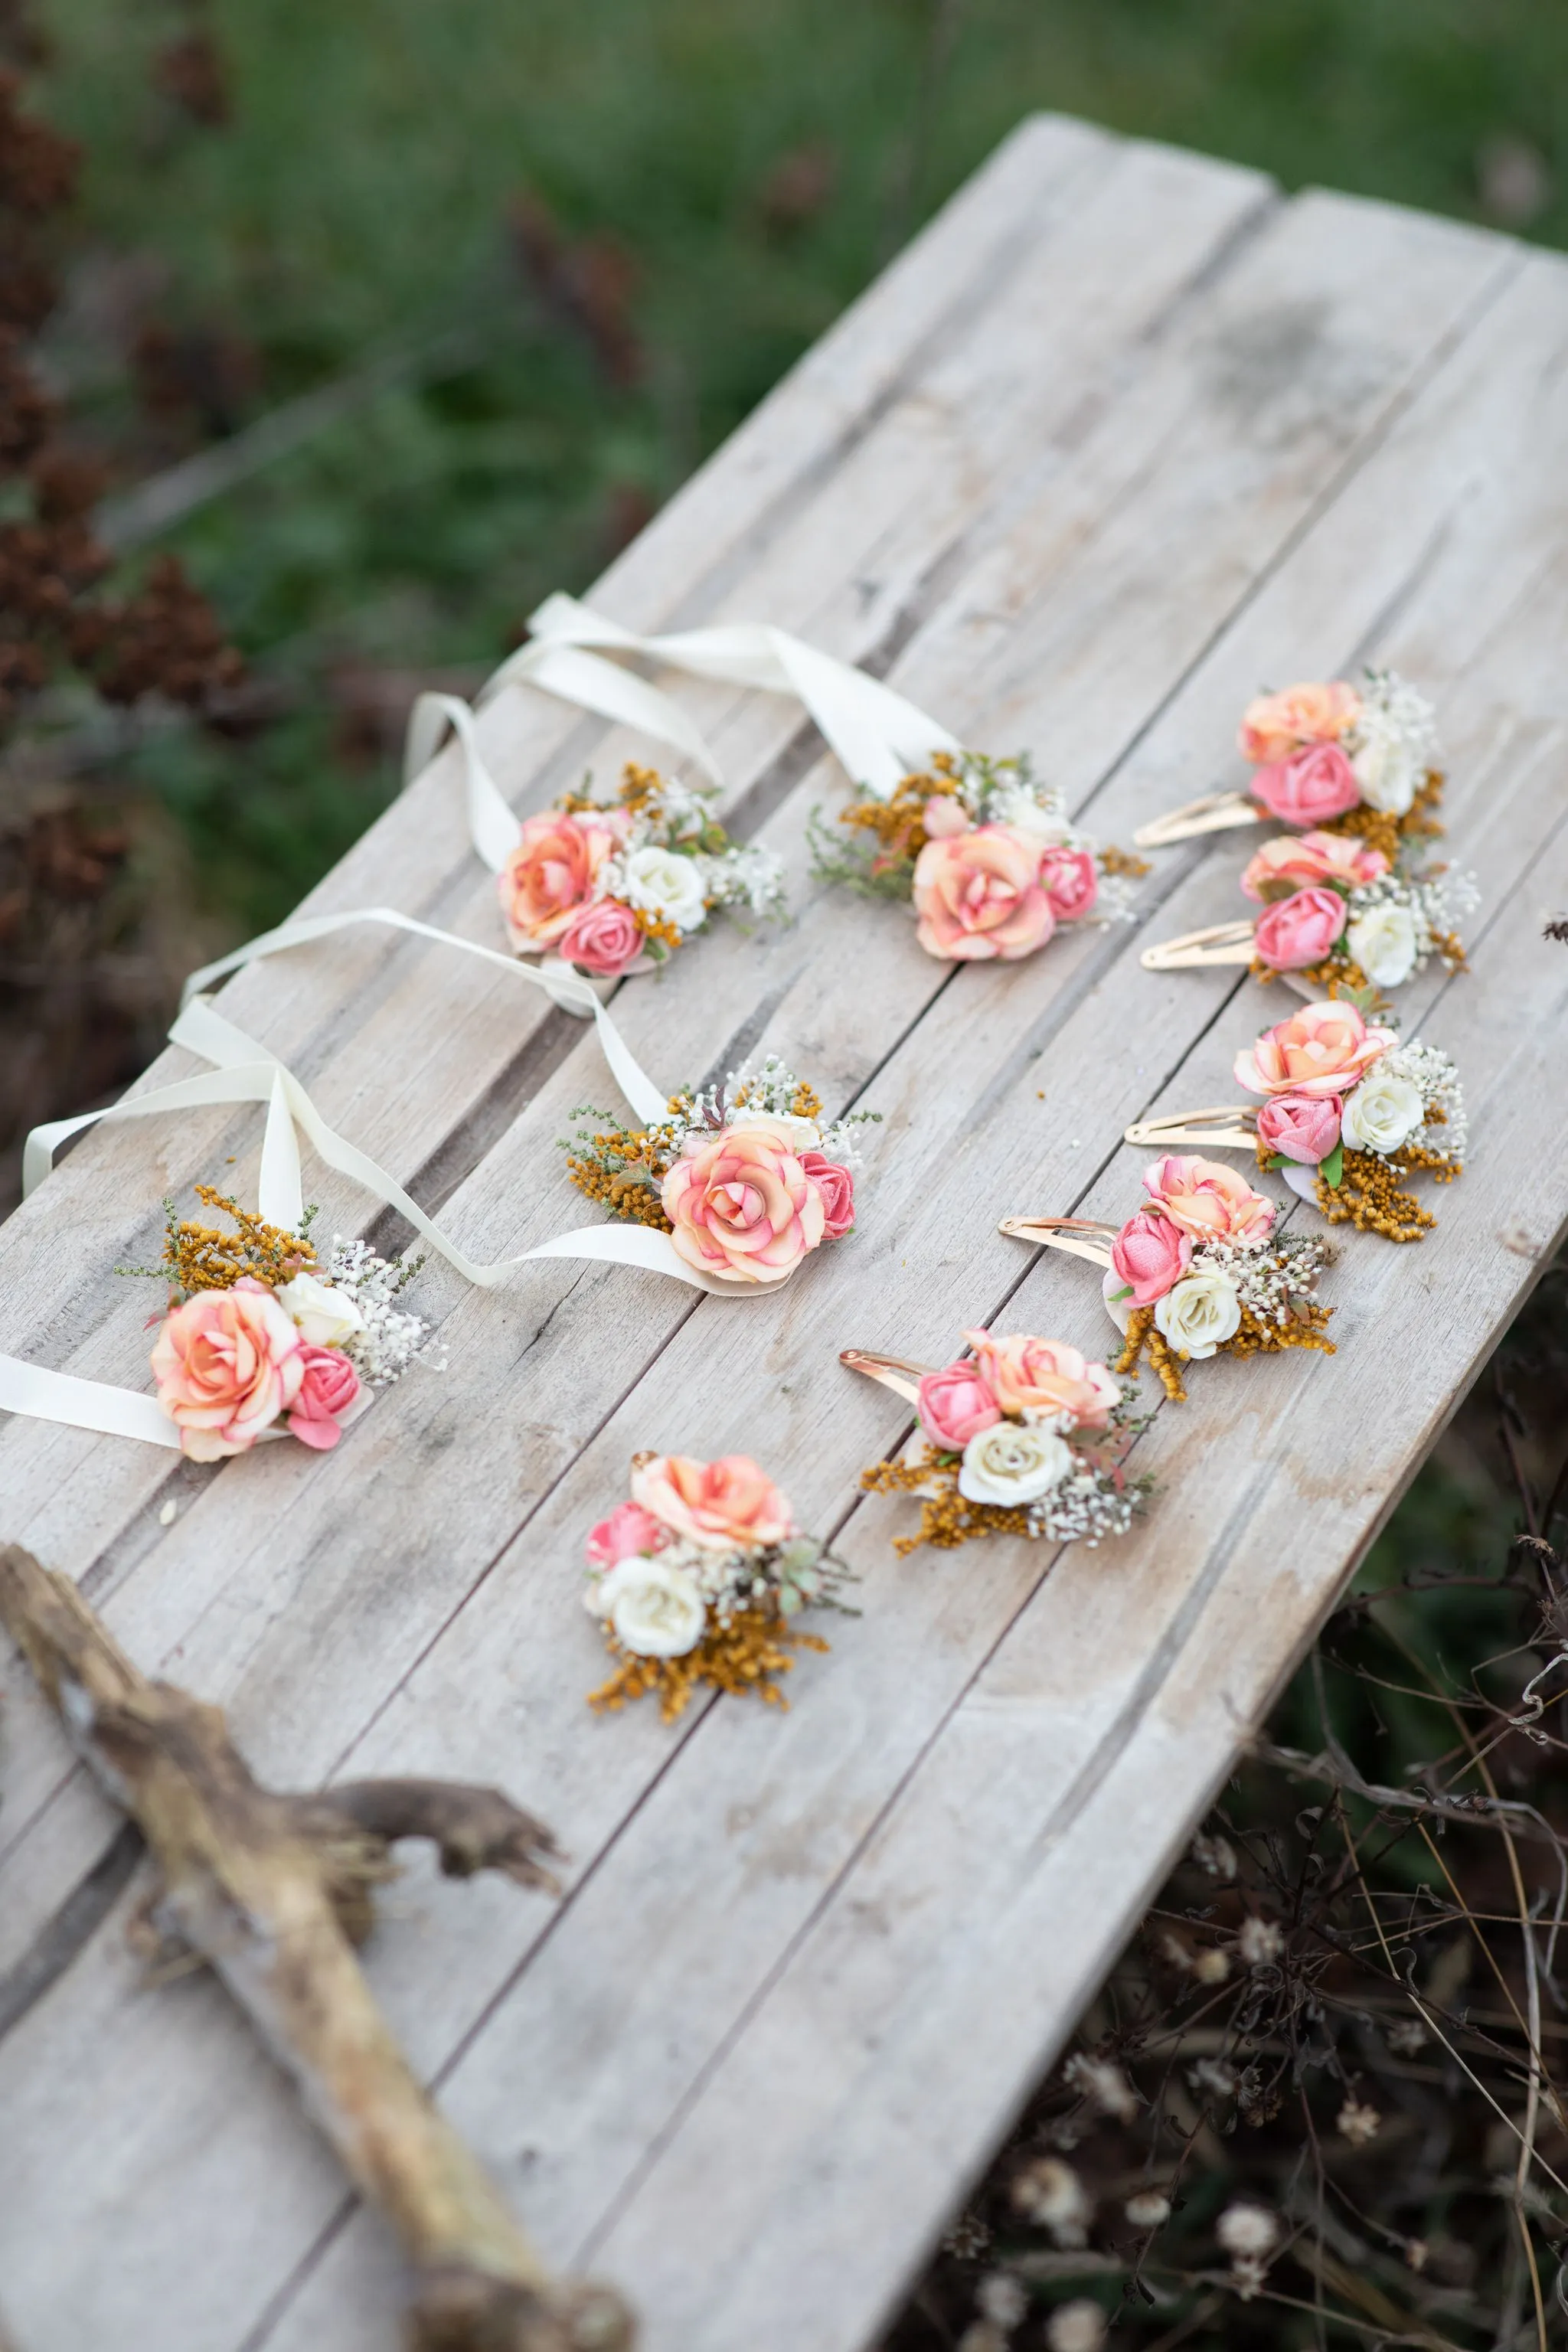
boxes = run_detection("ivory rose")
[1255,1092,1341,1166]
[632,1452,795,1552]
[958,1420,1073,1508]
[1251,885,1348,972]
[1240,829,1389,903]
[1141,1155,1275,1247]
[1111,1207,1192,1305]
[593,1557,707,1657]
[285,1344,361,1451]
[619,844,709,933]
[917,1361,1001,1451]
[1037,844,1099,921]
[498,809,617,951]
[661,1122,827,1285]
[1341,1069,1424,1155]
[1233,1000,1395,1098]
[1249,743,1362,828]
[1238,681,1361,765]
[274,1268,364,1348]
[585,1500,667,1567]
[964,1328,1121,1431]
[150,1276,304,1461]
[797,1150,856,1239]
[557,895,644,975]
[1345,900,1419,988]
[911,825,1056,962]
[1351,718,1423,815]
[1153,1267,1242,1360]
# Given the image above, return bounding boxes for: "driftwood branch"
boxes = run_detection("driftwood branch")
[0,1544,633,2352]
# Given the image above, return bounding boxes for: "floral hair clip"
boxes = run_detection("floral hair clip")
[582,1452,852,1720]
[562,1054,871,1287]
[808,750,1145,964]
[1001,1156,1334,1403]
[1125,1001,1465,1244]
[843,1330,1147,1554]
[1134,670,1445,851]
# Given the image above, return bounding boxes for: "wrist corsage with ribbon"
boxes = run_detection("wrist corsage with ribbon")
[808,750,1144,964]
[1001,1157,1334,1403]
[563,1055,872,1288]
[844,1330,1147,1555]
[583,1452,853,1720]
[1125,1001,1465,1244]
[1135,670,1445,852]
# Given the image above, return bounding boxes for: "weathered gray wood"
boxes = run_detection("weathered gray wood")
[1,114,1562,2352]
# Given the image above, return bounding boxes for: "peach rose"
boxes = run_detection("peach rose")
[557,894,644,975]
[1037,844,1099,921]
[1241,828,1390,902]
[917,1360,1001,1450]
[498,809,618,951]
[1141,1155,1275,1246]
[1238,681,1361,765]
[963,1328,1121,1431]
[631,1452,795,1551]
[911,825,1056,962]
[1248,743,1362,828]
[150,1276,304,1461]
[1233,1000,1396,1098]
[285,1343,361,1451]
[1111,1207,1191,1305]
[661,1121,827,1285]
[1251,885,1348,972]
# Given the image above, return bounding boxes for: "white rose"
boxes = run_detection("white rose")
[959,1420,1073,1506]
[726,1109,822,1151]
[988,784,1070,843]
[1345,900,1418,988]
[1341,1069,1423,1155]
[593,1557,707,1657]
[619,844,709,934]
[1153,1268,1241,1361]
[274,1269,364,1347]
[1351,727,1419,816]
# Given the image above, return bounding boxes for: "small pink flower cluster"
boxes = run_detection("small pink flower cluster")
[1237,828,1389,971]
[1111,1156,1275,1307]
[498,805,644,975]
[586,1452,795,1567]
[913,796,1099,963]
[1233,1000,1396,1168]
[1238,681,1364,827]
[916,1328,1121,1449]
[150,1277,361,1461]
[662,1119,856,1286]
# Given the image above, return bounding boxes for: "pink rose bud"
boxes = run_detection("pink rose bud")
[1110,1209,1192,1306]
[284,1343,362,1452]
[1251,884,1348,972]
[916,1361,1002,1450]
[1037,844,1099,921]
[585,1500,668,1567]
[921,794,971,839]
[1249,742,1361,827]
[798,1150,856,1239]
[1256,1092,1342,1166]
[557,894,645,975]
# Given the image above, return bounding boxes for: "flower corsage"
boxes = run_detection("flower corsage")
[1001,1156,1334,1403]
[500,762,784,977]
[1125,1002,1465,1243]
[583,1452,852,1720]
[844,1330,1148,1555]
[124,1186,430,1459]
[562,1054,873,1288]
[1135,670,1446,851]
[808,750,1144,965]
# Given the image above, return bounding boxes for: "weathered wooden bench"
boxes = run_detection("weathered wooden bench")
[3,109,1567,2352]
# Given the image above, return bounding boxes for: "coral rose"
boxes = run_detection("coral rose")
[1251,885,1348,972]
[498,810,617,952]
[1111,1207,1192,1305]
[661,1122,827,1285]
[1248,743,1361,828]
[963,1328,1121,1431]
[150,1276,304,1461]
[632,1452,795,1551]
[557,894,644,975]
[1240,829,1389,903]
[917,1360,1001,1450]
[1233,1000,1395,1098]
[1037,844,1099,921]
[797,1150,856,1239]
[585,1500,667,1567]
[1256,1092,1341,1166]
[1142,1155,1274,1246]
[1238,681,1361,765]
[285,1344,361,1451]
[911,825,1056,962]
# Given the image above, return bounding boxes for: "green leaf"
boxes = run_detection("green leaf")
[1107,1282,1134,1302]
[1320,1141,1344,1188]
[1265,1152,1289,1172]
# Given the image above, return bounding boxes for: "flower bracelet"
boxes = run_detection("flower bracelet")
[1001,1157,1334,1403]
[582,1452,852,1720]
[1124,1002,1465,1244]
[843,1329,1148,1554]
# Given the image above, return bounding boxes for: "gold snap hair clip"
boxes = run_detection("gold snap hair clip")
[1125,1002,1465,1245]
[842,1331,1148,1555]
[1000,1153,1335,1404]
[580,1452,854,1722]
[1134,670,1446,851]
